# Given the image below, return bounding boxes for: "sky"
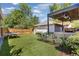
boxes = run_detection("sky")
[1,3,52,23]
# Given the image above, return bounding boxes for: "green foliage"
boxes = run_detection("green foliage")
[67,32,79,55]
[2,4,39,29]
[19,3,32,16]
[49,3,71,12]
[31,16,39,26]
[71,20,79,28]
[2,9,27,28]
[49,3,61,12]
[61,3,71,9]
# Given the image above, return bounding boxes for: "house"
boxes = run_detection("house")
[33,20,63,34]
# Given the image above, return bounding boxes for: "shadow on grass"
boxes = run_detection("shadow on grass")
[8,36,20,39]
[37,39,71,55]
[55,45,72,55]
[0,38,15,56]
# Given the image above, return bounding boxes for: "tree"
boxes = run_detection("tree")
[19,3,32,16]
[61,3,71,9]
[2,9,29,28]
[49,3,61,12]
[2,4,39,29]
[49,3,71,12]
[71,20,79,28]
[31,16,39,25]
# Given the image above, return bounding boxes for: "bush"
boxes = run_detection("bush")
[36,32,47,41]
[67,32,79,55]
[36,32,57,44]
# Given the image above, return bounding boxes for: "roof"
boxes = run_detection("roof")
[48,3,79,21]
[34,20,67,26]
[35,20,53,26]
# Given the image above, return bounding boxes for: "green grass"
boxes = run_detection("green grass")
[0,34,59,56]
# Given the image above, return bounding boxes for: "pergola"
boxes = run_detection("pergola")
[47,3,79,34]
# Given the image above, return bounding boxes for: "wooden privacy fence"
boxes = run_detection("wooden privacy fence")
[0,28,9,37]
[8,28,33,34]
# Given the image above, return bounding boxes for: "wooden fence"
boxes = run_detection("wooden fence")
[8,28,33,34]
[0,28,33,37]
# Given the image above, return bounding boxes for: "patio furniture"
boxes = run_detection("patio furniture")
[5,32,19,38]
[64,28,76,32]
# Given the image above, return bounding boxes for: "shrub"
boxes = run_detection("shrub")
[36,33,48,41]
[36,32,57,44]
[58,37,69,51]
[36,32,44,41]
[67,32,79,55]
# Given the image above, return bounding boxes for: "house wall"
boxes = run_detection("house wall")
[49,25,54,32]
[34,24,63,34]
[34,25,54,34]
[54,25,62,32]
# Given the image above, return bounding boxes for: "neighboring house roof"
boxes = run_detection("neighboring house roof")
[34,20,64,27]
[35,20,53,26]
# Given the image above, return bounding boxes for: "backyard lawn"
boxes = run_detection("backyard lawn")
[0,34,59,56]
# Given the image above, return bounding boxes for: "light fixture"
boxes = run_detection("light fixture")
[62,14,71,20]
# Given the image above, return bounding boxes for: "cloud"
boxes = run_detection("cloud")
[12,3,19,5]
[32,9,41,14]
[37,3,52,10]
[1,7,15,15]
[33,3,52,10]
[33,13,44,17]
[38,4,52,7]
[32,4,52,22]
[5,7,15,10]
[40,17,47,23]
[33,6,38,9]
[1,8,9,15]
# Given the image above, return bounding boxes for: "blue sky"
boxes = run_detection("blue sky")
[1,3,52,23]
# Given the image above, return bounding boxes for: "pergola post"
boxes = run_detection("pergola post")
[62,20,65,39]
[47,14,49,34]
[62,20,64,32]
